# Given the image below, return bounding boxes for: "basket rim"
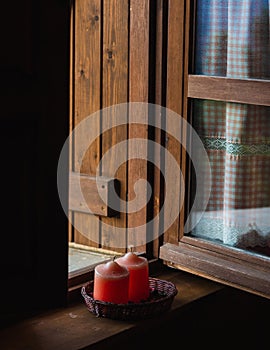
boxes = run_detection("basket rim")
[81,276,178,307]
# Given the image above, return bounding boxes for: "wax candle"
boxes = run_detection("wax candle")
[93,260,129,304]
[116,252,149,303]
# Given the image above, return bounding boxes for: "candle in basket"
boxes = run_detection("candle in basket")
[115,252,149,303]
[93,260,129,304]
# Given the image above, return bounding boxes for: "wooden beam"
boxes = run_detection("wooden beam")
[128,0,150,251]
[164,0,185,245]
[188,75,270,106]
[69,171,119,217]
[73,0,102,247]
[160,242,270,299]
[101,0,129,252]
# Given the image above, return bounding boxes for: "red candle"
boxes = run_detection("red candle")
[93,260,129,304]
[116,252,149,303]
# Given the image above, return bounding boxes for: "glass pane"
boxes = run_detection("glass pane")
[188,0,270,257]
[195,0,270,80]
[189,99,270,257]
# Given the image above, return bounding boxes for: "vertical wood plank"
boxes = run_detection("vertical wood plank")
[73,0,101,247]
[179,0,192,239]
[128,0,150,251]
[101,0,129,252]
[164,0,185,244]
[153,0,165,257]
[69,1,74,243]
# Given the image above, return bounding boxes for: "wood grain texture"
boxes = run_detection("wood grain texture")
[128,0,150,252]
[68,2,74,243]
[164,0,185,244]
[188,75,270,106]
[69,171,119,217]
[0,268,223,350]
[153,0,165,258]
[100,0,129,251]
[181,236,270,269]
[179,0,192,240]
[160,242,270,299]
[73,0,101,247]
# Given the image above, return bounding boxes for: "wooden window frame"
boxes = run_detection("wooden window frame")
[159,0,270,299]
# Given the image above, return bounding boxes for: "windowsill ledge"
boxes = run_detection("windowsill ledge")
[0,268,223,350]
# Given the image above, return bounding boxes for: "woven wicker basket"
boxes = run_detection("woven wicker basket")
[81,277,178,321]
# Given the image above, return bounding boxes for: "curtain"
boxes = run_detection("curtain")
[191,0,270,253]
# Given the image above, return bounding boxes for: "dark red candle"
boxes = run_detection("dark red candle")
[116,252,149,303]
[93,260,129,304]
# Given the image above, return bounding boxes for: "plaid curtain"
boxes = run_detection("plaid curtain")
[191,0,270,251]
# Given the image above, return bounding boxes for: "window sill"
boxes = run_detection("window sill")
[0,267,223,350]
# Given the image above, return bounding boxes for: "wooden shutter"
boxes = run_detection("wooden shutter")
[70,0,153,254]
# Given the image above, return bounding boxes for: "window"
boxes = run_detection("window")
[2,0,269,331]
[160,0,270,299]
[67,0,270,299]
